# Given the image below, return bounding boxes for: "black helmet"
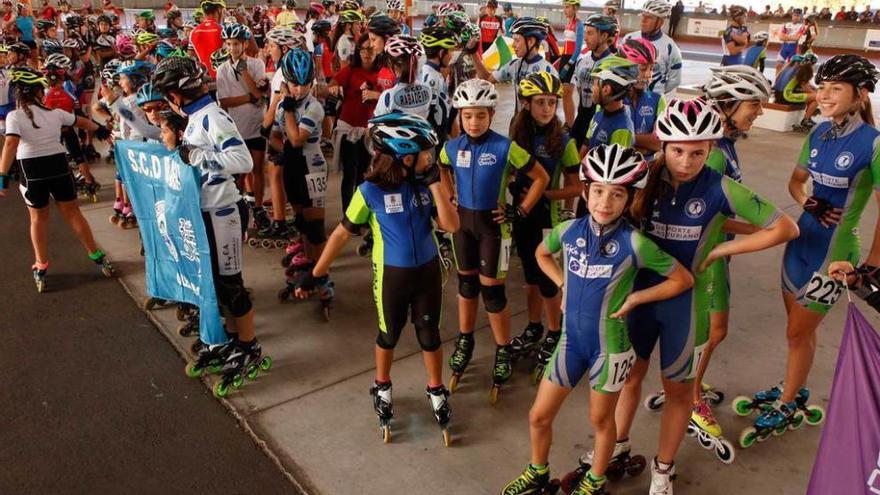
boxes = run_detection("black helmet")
[368,13,401,37]
[65,14,84,28]
[151,55,205,95]
[311,19,332,33]
[815,54,880,93]
[8,42,31,56]
[36,19,56,32]
[728,4,746,17]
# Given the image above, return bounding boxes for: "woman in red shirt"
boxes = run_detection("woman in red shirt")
[326,33,379,211]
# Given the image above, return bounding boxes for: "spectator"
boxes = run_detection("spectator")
[721,4,728,16]
[874,9,880,24]
[603,0,619,17]
[747,6,757,16]
[858,5,873,22]
[39,0,57,21]
[670,0,685,36]
[267,0,281,20]
[761,4,772,17]
[424,3,438,27]
[502,2,516,35]
[774,3,785,16]
[846,5,858,21]
[695,1,706,14]
[275,0,300,26]
[819,7,831,20]
[834,6,847,21]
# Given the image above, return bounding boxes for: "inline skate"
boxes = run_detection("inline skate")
[649,458,675,495]
[144,297,170,310]
[356,232,373,257]
[735,384,825,448]
[644,382,725,411]
[560,439,646,492]
[436,231,454,270]
[280,239,305,268]
[91,250,116,278]
[185,341,233,377]
[119,204,137,229]
[178,311,200,337]
[212,339,273,398]
[510,322,544,362]
[109,197,125,225]
[448,333,474,393]
[426,385,452,447]
[252,206,271,232]
[83,143,100,162]
[75,176,100,203]
[32,262,48,293]
[792,118,816,133]
[490,345,513,406]
[370,381,393,443]
[686,401,735,464]
[248,220,290,249]
[532,331,560,384]
[501,465,561,495]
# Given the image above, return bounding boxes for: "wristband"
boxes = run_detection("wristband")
[0,174,9,190]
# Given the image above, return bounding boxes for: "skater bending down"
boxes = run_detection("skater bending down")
[608,99,797,493]
[0,67,115,293]
[151,55,265,396]
[500,144,692,495]
[296,112,459,445]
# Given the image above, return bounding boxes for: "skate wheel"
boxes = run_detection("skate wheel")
[36,281,45,293]
[626,454,647,477]
[449,374,460,394]
[698,431,715,449]
[232,374,244,389]
[214,381,229,398]
[247,365,260,381]
[280,253,293,268]
[605,462,625,482]
[442,428,451,447]
[102,266,116,278]
[531,365,544,385]
[277,288,290,302]
[322,304,331,321]
[738,427,758,448]
[643,393,664,411]
[274,240,287,249]
[247,238,259,247]
[489,385,500,406]
[715,438,735,464]
[709,390,725,406]
[90,195,98,203]
[788,411,806,430]
[686,422,697,438]
[261,239,274,249]
[559,467,586,494]
[732,396,754,416]
[805,405,825,426]
[109,216,118,225]
[260,356,273,371]
[382,425,391,443]
[185,363,203,378]
[357,244,370,257]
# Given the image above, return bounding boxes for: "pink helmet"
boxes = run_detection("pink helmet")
[619,38,656,66]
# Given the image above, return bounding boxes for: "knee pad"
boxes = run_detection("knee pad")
[415,324,442,352]
[458,273,480,299]
[376,329,400,350]
[538,277,559,299]
[303,218,326,244]
[481,284,507,313]
[216,275,253,318]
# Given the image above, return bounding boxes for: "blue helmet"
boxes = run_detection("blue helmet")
[155,40,176,58]
[368,111,438,157]
[157,27,177,39]
[135,83,164,106]
[221,22,251,41]
[117,60,155,86]
[280,48,314,86]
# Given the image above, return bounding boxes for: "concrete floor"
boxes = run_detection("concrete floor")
[74,78,880,495]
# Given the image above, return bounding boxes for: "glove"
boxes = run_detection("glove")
[858,263,880,290]
[93,124,111,141]
[802,196,832,221]
[281,96,297,112]
[234,57,248,75]
[178,144,194,164]
[502,204,528,222]
[418,163,441,187]
[298,271,328,292]
[559,60,575,81]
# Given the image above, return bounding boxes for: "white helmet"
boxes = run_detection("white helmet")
[386,0,403,11]
[752,31,769,43]
[656,98,724,142]
[452,78,498,109]
[641,0,672,18]
[580,144,649,188]
[266,26,298,47]
[702,65,772,102]
[46,53,72,70]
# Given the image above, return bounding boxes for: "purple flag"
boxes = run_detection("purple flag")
[807,303,880,495]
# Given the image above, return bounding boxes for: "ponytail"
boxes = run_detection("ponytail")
[861,94,875,127]
[629,153,669,227]
[15,85,46,129]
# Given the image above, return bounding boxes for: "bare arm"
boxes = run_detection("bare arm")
[863,191,880,265]
[700,214,800,272]
[310,224,353,278]
[0,135,20,176]
[634,132,662,153]
[544,171,580,201]
[284,110,309,147]
[519,164,550,213]
[431,174,459,233]
[611,261,694,318]
[536,243,563,288]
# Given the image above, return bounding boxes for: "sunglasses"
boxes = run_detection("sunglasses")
[142,104,165,113]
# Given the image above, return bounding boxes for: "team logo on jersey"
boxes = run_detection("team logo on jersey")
[478,153,497,167]
[535,144,550,159]
[568,258,582,275]
[834,152,854,171]
[420,192,431,206]
[639,106,654,117]
[810,148,818,158]
[602,240,620,257]
[596,130,608,143]
[384,193,404,214]
[685,198,706,219]
[393,85,430,109]
[576,237,586,248]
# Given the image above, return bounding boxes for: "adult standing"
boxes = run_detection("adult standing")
[775,8,804,76]
[669,0,684,38]
[478,0,503,55]
[622,0,682,100]
[190,0,225,78]
[721,5,748,66]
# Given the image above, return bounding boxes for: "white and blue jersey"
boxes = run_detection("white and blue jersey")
[721,24,748,66]
[573,47,613,110]
[181,94,254,210]
[492,53,558,113]
[622,29,682,98]
[587,106,635,149]
[706,136,742,183]
[275,93,327,207]
[417,61,450,132]
[374,81,433,122]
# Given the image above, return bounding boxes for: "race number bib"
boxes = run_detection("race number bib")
[499,237,511,272]
[686,342,708,381]
[305,172,327,200]
[804,272,844,306]
[602,349,636,393]
[456,150,471,168]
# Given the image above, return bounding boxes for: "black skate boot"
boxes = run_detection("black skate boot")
[448,333,474,393]
[370,381,393,443]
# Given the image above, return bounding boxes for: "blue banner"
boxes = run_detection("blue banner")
[114,140,226,345]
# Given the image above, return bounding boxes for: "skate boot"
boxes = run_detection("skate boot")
[687,401,735,464]
[178,311,200,337]
[90,250,116,277]
[569,472,607,495]
[649,458,675,495]
[32,261,48,293]
[280,239,305,267]
[510,322,544,361]
[252,206,271,233]
[357,232,373,257]
[731,383,823,421]
[84,143,100,161]
[532,331,560,384]
[284,251,313,278]
[109,197,124,225]
[185,340,233,377]
[120,204,137,229]
[176,303,198,321]
[490,345,513,406]
[212,339,272,398]
[739,392,823,448]
[645,382,724,411]
[561,439,646,491]
[83,180,100,203]
[436,231,454,270]
[249,220,289,248]
[501,464,560,495]
[144,297,169,310]
[426,385,452,447]
[448,333,474,393]
[370,381,393,443]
